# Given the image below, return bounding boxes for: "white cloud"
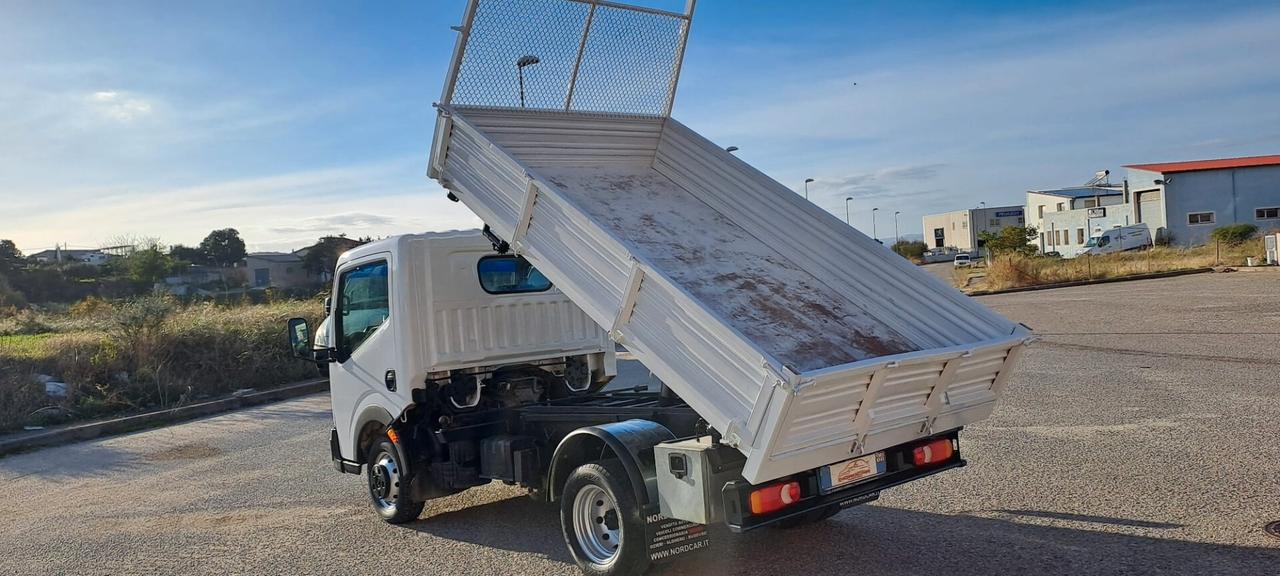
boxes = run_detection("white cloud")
[6,158,483,254]
[680,5,1280,233]
[88,89,153,121]
[810,163,948,200]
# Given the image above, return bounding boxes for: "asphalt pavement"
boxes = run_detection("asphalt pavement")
[1,272,1278,575]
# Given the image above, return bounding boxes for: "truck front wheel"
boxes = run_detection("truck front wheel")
[560,461,649,576]
[366,437,425,524]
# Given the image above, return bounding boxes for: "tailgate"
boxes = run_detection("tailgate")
[741,335,1027,483]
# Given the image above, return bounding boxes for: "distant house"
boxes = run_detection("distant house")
[244,252,309,289]
[29,248,111,266]
[161,265,242,296]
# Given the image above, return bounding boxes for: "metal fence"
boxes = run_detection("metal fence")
[441,0,695,117]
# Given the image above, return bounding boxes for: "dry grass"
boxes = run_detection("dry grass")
[0,296,324,431]
[981,238,1266,292]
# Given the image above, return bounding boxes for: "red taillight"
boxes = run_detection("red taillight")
[913,439,955,467]
[749,481,801,515]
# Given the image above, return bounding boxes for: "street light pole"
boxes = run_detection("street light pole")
[803,178,815,201]
[516,55,540,108]
[844,197,854,225]
[872,207,879,243]
[894,211,900,244]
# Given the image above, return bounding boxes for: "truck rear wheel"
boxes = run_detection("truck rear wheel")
[560,461,649,576]
[366,437,425,524]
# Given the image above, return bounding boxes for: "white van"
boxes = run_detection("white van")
[1080,224,1152,256]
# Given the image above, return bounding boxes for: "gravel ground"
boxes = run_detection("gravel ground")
[1,272,1277,575]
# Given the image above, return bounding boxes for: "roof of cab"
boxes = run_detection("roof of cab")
[335,229,484,266]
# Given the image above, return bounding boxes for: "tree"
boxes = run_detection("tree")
[302,235,367,278]
[199,228,247,268]
[890,240,928,261]
[979,226,1039,257]
[169,244,208,265]
[101,234,160,256]
[126,247,177,285]
[0,239,23,274]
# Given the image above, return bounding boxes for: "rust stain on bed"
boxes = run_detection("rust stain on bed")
[545,167,918,372]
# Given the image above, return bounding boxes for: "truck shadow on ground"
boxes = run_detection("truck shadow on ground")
[405,494,1280,576]
[407,490,570,562]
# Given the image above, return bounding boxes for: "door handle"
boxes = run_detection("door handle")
[384,370,397,392]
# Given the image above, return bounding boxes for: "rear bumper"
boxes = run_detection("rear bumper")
[723,431,965,532]
[331,428,361,475]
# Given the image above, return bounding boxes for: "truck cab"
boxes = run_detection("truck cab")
[293,231,615,472]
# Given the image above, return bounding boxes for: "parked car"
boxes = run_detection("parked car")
[954,253,972,268]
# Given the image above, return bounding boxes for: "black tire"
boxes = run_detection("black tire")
[365,437,425,524]
[560,461,650,576]
[771,504,842,529]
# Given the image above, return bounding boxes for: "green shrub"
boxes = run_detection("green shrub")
[1209,223,1257,246]
[0,369,44,431]
[0,275,26,310]
[891,240,928,261]
[0,296,325,431]
[9,310,53,335]
[69,296,113,318]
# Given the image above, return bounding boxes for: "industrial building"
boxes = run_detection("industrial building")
[1028,185,1127,256]
[1023,156,1280,255]
[1123,155,1280,246]
[921,155,1280,259]
[921,204,1025,252]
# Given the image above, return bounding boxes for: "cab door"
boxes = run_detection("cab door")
[329,254,402,461]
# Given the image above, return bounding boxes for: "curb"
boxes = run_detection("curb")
[0,378,328,458]
[967,267,1215,296]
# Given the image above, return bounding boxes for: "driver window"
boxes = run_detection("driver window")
[338,260,389,354]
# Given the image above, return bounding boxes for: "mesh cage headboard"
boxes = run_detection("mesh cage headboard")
[441,0,695,117]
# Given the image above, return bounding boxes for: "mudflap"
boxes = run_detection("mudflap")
[644,503,711,563]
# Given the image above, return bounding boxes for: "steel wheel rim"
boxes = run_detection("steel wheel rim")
[368,451,401,513]
[572,484,621,566]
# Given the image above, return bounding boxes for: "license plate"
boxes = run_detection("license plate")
[819,452,886,493]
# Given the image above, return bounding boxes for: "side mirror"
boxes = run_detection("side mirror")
[287,318,313,360]
[324,296,332,315]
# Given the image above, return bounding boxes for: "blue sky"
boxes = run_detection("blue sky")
[4,0,1279,253]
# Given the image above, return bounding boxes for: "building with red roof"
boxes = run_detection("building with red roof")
[1123,155,1280,246]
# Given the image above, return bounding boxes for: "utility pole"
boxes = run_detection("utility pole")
[803,178,814,201]
[844,197,854,225]
[894,211,900,244]
[871,207,879,243]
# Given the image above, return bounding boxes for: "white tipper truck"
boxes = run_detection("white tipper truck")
[286,2,1032,574]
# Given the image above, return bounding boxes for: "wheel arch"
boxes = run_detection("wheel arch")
[353,405,396,464]
[547,419,675,506]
